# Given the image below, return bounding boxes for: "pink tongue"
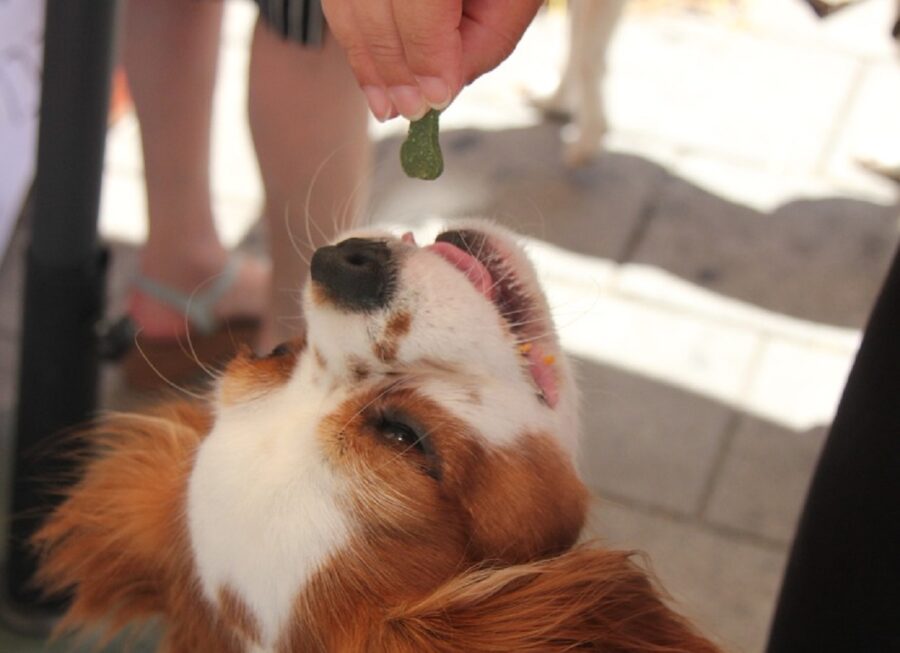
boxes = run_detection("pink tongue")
[428,241,559,409]
[427,242,495,300]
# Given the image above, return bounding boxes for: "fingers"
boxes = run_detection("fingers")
[392,0,464,105]
[321,0,395,120]
[322,0,541,122]
[459,0,543,84]
[352,1,422,117]
[322,0,464,121]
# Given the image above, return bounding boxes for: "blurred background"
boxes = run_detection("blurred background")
[2,0,899,650]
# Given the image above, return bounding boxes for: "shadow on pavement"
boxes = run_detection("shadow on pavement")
[371,123,899,329]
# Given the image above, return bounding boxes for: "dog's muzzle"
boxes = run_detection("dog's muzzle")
[310,238,395,311]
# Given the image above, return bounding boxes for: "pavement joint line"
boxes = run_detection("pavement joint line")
[814,58,868,179]
[588,486,791,554]
[694,331,769,518]
[694,409,744,520]
[615,168,671,265]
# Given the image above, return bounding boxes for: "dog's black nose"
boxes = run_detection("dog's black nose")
[310,238,395,311]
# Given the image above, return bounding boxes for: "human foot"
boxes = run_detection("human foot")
[128,252,271,339]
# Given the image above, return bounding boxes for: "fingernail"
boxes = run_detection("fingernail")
[362,86,393,122]
[388,85,427,120]
[415,76,451,110]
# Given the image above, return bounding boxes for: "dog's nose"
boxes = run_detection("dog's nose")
[310,238,395,311]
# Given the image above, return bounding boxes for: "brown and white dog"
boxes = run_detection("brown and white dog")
[34,222,722,652]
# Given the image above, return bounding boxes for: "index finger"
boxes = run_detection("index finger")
[392,0,464,108]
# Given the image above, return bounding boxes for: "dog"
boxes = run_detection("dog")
[533,0,628,167]
[33,222,723,652]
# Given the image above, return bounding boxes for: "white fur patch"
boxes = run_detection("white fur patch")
[187,360,351,649]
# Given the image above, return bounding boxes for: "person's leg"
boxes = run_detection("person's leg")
[767,246,900,652]
[124,0,268,338]
[248,19,371,350]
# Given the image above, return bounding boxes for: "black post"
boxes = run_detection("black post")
[2,0,119,630]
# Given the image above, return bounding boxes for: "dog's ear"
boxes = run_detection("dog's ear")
[31,402,220,643]
[376,547,724,653]
[454,434,590,564]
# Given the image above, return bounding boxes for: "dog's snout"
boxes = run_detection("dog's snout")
[310,238,395,311]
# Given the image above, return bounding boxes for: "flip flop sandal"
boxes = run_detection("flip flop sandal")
[118,255,262,391]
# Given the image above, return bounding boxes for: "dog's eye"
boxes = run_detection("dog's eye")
[377,419,424,453]
[267,342,292,358]
[375,414,441,480]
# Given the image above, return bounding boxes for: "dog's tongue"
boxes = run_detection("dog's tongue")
[428,240,559,409]
[427,242,495,299]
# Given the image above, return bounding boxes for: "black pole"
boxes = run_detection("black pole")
[2,0,119,630]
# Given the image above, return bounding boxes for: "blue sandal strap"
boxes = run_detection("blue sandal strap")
[133,254,242,335]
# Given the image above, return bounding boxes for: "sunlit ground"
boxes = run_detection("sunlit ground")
[99,0,899,435]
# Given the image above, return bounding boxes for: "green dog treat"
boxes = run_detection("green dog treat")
[401,109,443,180]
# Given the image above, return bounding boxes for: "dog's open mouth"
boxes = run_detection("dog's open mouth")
[427,229,559,407]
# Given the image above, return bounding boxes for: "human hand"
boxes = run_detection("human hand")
[321,0,543,121]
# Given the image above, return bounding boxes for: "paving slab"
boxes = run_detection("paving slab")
[102,113,142,176]
[704,417,826,545]
[370,125,668,261]
[561,290,761,408]
[744,336,853,431]
[633,175,899,328]
[584,498,787,653]
[607,14,859,173]
[743,0,900,61]
[825,59,900,198]
[576,358,733,515]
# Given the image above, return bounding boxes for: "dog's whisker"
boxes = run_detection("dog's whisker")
[283,202,312,267]
[303,145,350,253]
[131,328,207,400]
[181,276,226,382]
[336,164,372,236]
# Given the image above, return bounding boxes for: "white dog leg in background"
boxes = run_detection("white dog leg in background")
[533,0,627,167]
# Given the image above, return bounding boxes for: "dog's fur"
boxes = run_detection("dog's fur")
[33,222,722,652]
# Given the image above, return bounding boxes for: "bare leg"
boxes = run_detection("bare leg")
[124,0,268,337]
[249,20,371,350]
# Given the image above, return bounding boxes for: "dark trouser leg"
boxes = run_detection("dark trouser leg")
[767,246,900,652]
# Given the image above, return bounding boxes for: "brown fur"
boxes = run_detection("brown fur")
[34,356,723,652]
[374,310,412,362]
[275,386,721,652]
[278,546,722,652]
[219,337,303,406]
[375,547,723,653]
[218,586,262,646]
[31,402,242,652]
